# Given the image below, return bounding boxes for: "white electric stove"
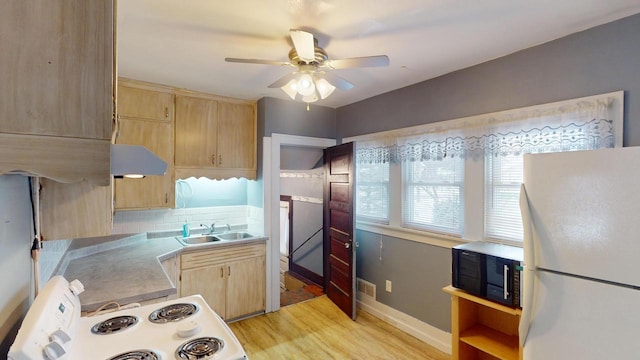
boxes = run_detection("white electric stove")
[9,276,248,360]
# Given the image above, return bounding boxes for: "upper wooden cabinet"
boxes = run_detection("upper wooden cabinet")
[0,0,113,185]
[114,80,175,210]
[174,96,219,168]
[175,94,257,180]
[118,86,174,122]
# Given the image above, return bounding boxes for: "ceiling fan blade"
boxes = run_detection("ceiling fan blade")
[322,72,354,91]
[267,73,296,88]
[324,55,390,69]
[289,29,315,63]
[225,57,291,66]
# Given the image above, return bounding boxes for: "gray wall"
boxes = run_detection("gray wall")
[356,230,451,331]
[0,176,33,356]
[291,201,323,276]
[338,13,640,333]
[252,97,337,209]
[337,13,640,145]
[280,169,325,277]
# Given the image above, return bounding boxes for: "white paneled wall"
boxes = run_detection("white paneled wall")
[112,205,264,235]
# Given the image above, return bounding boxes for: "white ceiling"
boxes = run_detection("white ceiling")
[117,0,640,108]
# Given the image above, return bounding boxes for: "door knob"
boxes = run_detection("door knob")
[345,242,351,249]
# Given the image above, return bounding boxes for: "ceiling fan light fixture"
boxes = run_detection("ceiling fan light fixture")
[296,73,316,96]
[315,78,336,99]
[281,79,298,100]
[302,94,318,103]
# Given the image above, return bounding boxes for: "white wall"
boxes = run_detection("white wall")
[0,175,33,356]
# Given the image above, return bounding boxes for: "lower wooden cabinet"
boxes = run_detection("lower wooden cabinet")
[444,285,523,360]
[161,254,180,300]
[180,243,266,320]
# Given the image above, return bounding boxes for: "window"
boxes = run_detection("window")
[403,156,464,235]
[356,162,389,222]
[349,92,622,246]
[485,154,524,241]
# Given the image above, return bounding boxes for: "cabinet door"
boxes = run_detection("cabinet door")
[114,117,174,209]
[217,102,256,169]
[0,0,113,140]
[118,85,174,121]
[175,96,218,168]
[181,265,226,318]
[161,255,180,300]
[225,256,266,320]
[39,179,112,240]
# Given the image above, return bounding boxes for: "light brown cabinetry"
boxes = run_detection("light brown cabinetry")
[0,0,113,184]
[174,94,257,180]
[180,243,266,320]
[444,286,522,360]
[114,80,175,210]
[39,179,113,240]
[161,254,181,300]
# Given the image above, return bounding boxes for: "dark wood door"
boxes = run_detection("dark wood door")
[323,142,356,319]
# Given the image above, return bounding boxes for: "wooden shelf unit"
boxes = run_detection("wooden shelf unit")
[443,285,522,360]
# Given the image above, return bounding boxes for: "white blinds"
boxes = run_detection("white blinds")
[402,156,464,235]
[356,161,389,222]
[484,154,524,241]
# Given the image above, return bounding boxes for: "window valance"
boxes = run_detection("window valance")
[355,94,618,164]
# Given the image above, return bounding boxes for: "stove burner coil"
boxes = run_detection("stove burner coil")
[107,349,160,360]
[149,303,198,324]
[175,337,224,360]
[91,315,139,335]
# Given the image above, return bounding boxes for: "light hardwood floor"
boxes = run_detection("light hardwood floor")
[228,296,450,360]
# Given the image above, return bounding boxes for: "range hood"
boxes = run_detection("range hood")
[111,144,167,178]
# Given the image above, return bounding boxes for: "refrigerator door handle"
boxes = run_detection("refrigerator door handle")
[519,184,536,346]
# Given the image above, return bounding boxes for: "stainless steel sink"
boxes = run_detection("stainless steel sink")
[177,235,222,245]
[214,232,254,240]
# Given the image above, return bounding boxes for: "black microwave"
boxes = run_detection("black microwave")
[452,242,523,308]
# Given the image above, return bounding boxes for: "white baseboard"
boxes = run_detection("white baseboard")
[357,293,452,355]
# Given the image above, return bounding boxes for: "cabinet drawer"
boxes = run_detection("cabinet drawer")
[181,243,265,270]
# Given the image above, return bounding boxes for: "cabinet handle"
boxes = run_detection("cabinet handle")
[228,266,231,276]
[218,154,222,166]
[211,154,216,165]
[165,107,169,118]
[165,193,168,204]
[220,267,224,278]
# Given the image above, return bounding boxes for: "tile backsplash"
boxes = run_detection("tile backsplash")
[112,205,264,236]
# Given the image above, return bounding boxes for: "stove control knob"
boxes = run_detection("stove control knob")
[177,321,201,338]
[68,279,84,295]
[43,340,66,360]
[50,329,71,344]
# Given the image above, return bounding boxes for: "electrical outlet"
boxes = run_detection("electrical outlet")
[385,280,392,293]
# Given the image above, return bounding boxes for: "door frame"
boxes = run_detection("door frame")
[264,133,336,313]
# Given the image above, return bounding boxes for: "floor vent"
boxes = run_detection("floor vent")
[356,278,376,300]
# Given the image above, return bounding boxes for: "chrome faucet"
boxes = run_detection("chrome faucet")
[226,224,231,232]
[200,223,215,235]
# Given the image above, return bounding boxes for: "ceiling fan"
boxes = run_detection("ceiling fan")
[225,29,389,105]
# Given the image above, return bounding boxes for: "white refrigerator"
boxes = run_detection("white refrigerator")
[519,147,640,360]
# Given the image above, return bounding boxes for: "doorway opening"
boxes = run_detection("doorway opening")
[265,134,336,312]
[280,191,324,307]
